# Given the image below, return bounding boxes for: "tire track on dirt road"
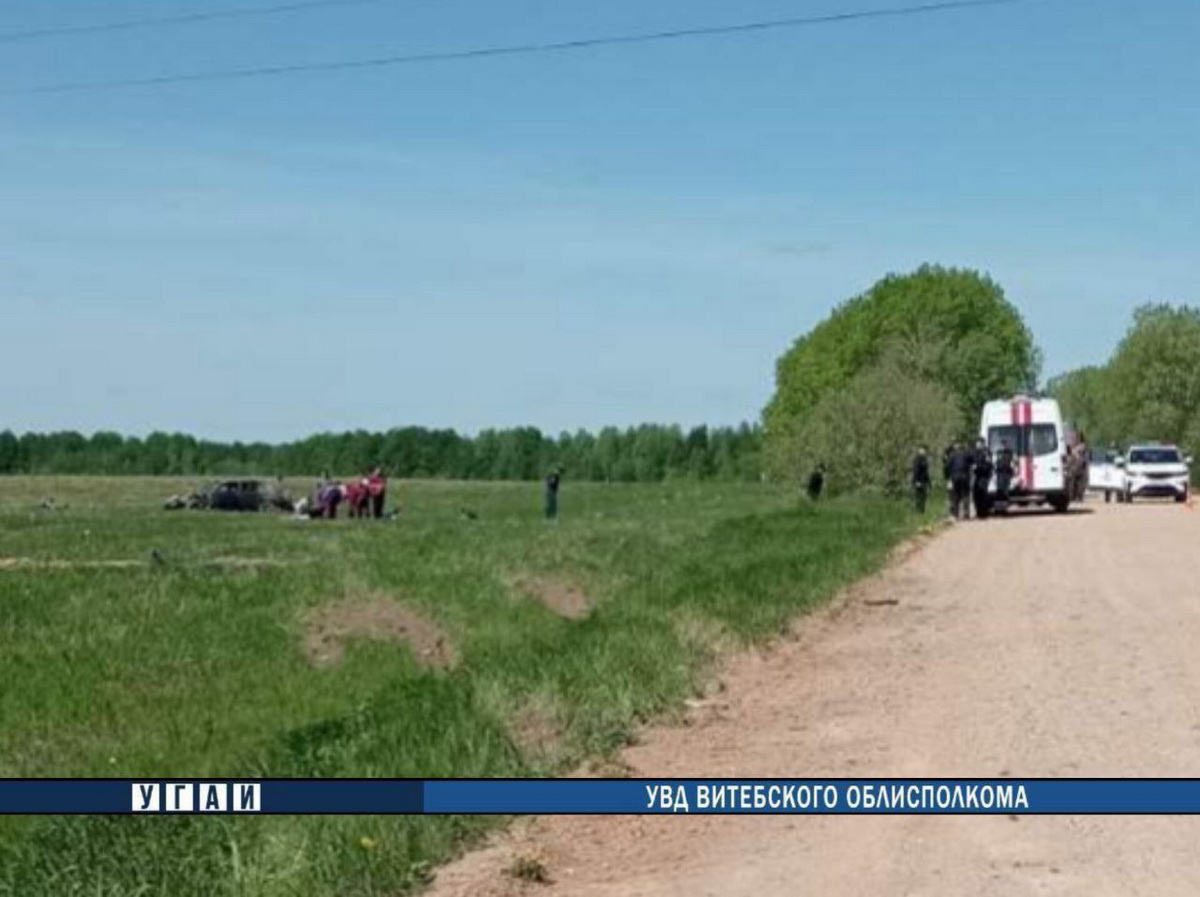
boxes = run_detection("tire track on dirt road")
[431,501,1200,896]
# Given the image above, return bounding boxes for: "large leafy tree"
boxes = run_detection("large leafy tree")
[1051,303,1200,458]
[1047,365,1112,445]
[1106,304,1200,447]
[764,265,1040,478]
[775,351,963,496]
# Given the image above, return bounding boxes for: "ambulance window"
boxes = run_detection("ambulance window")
[1029,424,1058,456]
[988,426,1019,453]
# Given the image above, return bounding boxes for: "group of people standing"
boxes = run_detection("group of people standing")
[911,440,1016,519]
[300,468,389,519]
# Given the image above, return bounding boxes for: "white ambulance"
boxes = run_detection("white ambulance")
[979,395,1071,512]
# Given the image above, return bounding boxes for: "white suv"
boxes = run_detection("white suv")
[1121,445,1192,503]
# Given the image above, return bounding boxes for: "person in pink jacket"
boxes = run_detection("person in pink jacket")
[366,468,388,519]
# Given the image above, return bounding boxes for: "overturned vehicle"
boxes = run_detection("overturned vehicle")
[163,478,294,512]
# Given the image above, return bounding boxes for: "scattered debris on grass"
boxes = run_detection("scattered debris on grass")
[304,594,457,670]
[586,756,636,778]
[506,851,552,885]
[509,574,592,620]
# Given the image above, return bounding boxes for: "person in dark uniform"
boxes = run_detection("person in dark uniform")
[1071,438,1089,502]
[911,446,931,513]
[946,442,974,520]
[995,442,1016,507]
[942,444,956,515]
[972,438,994,520]
[806,463,826,501]
[544,467,562,520]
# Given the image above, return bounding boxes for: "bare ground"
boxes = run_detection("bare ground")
[510,575,593,620]
[304,595,456,670]
[431,500,1200,896]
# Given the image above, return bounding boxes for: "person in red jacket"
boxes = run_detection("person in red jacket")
[344,477,370,519]
[366,467,388,519]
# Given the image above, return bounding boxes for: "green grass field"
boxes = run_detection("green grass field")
[0,476,929,896]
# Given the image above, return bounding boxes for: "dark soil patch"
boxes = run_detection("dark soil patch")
[304,595,456,670]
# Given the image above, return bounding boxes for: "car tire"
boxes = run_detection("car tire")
[1124,487,1133,504]
[1049,495,1070,513]
[1176,489,1188,504]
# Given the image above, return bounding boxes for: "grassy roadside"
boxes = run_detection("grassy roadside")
[0,478,932,895]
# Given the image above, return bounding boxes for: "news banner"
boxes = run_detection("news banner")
[7,779,1200,815]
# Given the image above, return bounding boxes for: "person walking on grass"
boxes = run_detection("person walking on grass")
[544,467,562,520]
[911,446,931,513]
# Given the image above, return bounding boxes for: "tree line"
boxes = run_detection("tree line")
[0,424,763,482]
[1049,303,1200,453]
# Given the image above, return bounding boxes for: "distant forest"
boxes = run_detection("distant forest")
[0,424,763,482]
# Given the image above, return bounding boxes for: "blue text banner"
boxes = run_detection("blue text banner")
[5,779,1200,815]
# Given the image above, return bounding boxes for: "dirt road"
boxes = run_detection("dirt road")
[431,500,1200,896]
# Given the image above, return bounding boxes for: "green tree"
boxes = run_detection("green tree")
[684,425,713,479]
[0,430,19,473]
[765,265,1039,478]
[1047,365,1112,445]
[775,352,963,496]
[1104,304,1200,448]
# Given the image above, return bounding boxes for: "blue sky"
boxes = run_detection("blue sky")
[1,0,1196,441]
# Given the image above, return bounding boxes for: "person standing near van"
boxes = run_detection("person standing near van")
[972,438,994,519]
[995,443,1016,505]
[942,444,956,515]
[946,442,974,520]
[911,446,931,513]
[1071,437,1090,501]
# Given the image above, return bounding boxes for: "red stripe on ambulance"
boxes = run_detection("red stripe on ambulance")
[1010,398,1035,490]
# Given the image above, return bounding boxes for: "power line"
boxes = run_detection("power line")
[5,0,1034,96]
[0,0,391,44]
